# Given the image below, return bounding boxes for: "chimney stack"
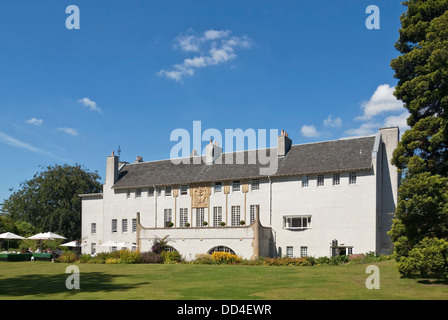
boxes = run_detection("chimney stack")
[134,155,143,163]
[206,138,223,165]
[105,151,119,188]
[278,129,292,157]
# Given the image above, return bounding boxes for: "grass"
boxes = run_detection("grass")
[0,260,447,300]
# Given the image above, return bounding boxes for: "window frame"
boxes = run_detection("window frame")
[214,182,222,193]
[232,180,241,192]
[332,173,340,186]
[179,208,188,227]
[112,219,117,233]
[164,208,172,227]
[251,179,260,191]
[122,219,128,233]
[302,176,309,188]
[349,172,357,185]
[283,216,312,230]
[213,206,222,226]
[317,174,324,187]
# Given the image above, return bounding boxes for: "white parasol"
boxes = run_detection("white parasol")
[0,232,25,251]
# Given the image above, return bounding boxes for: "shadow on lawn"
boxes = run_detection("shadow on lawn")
[0,272,150,297]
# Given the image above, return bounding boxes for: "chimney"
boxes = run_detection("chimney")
[206,139,222,165]
[135,155,143,163]
[278,129,292,157]
[106,151,119,187]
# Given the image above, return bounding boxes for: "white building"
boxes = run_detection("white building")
[80,127,399,260]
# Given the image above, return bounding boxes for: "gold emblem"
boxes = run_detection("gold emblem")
[191,185,210,208]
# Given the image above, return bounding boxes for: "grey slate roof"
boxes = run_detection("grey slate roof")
[112,135,376,189]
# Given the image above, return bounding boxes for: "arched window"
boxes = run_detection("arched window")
[207,246,236,255]
[164,246,178,252]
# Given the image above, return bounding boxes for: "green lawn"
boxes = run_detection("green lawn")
[0,260,447,300]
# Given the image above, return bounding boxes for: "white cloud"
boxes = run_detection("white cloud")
[301,125,320,138]
[383,111,410,134]
[0,131,62,159]
[57,127,79,136]
[78,97,102,113]
[323,115,342,128]
[203,29,231,40]
[344,122,380,136]
[25,118,43,126]
[356,84,403,121]
[159,29,253,82]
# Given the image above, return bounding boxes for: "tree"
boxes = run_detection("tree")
[2,164,102,240]
[389,0,448,273]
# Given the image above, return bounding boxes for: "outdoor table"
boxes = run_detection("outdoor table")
[0,253,33,261]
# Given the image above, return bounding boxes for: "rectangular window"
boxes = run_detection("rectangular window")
[232,180,241,192]
[132,218,137,233]
[214,182,222,193]
[164,209,172,227]
[213,206,222,226]
[250,205,259,224]
[136,188,142,198]
[317,174,324,187]
[349,172,357,185]
[196,208,205,227]
[333,173,340,186]
[300,246,308,257]
[286,246,294,258]
[165,186,172,197]
[302,176,309,188]
[91,243,96,255]
[91,223,96,234]
[126,190,131,199]
[179,208,188,227]
[231,205,241,226]
[122,219,128,233]
[157,187,162,196]
[148,187,154,197]
[251,179,260,191]
[283,216,312,230]
[112,219,117,233]
[181,185,188,195]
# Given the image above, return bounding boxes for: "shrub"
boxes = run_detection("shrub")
[193,253,214,264]
[141,251,163,264]
[85,252,112,264]
[396,237,448,279]
[118,249,142,264]
[220,222,226,226]
[105,258,121,264]
[79,254,92,263]
[56,253,78,263]
[151,236,170,254]
[161,250,182,264]
[263,257,314,266]
[211,251,241,264]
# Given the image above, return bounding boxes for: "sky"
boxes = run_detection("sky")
[0,1,408,205]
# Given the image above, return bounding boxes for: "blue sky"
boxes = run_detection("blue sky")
[0,1,408,204]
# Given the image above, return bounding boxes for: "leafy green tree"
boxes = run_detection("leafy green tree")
[3,164,102,240]
[389,0,448,269]
[396,237,448,279]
